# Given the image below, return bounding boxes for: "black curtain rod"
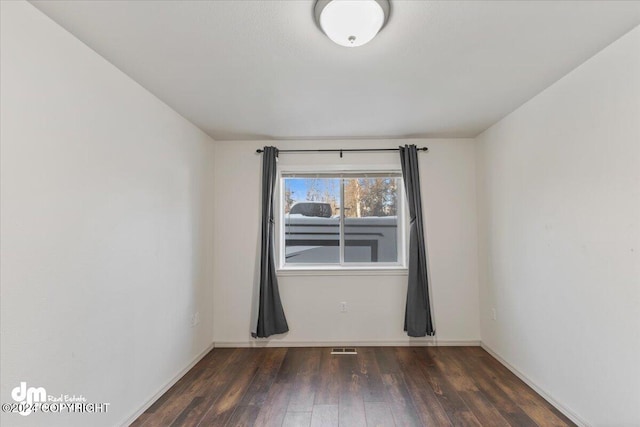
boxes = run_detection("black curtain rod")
[256,147,428,158]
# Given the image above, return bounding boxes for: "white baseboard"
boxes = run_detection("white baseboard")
[213,339,480,348]
[119,343,214,427]
[480,343,589,427]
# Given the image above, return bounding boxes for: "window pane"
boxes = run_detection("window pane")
[343,177,399,263]
[283,177,340,264]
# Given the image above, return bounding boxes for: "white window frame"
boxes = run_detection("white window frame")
[276,165,408,273]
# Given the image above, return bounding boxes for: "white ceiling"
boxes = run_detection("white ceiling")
[31,1,640,141]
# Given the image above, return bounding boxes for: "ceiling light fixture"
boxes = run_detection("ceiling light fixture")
[314,0,390,48]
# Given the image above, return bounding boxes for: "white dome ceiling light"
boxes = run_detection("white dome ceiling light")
[314,0,390,48]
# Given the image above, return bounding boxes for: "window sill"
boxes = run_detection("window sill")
[277,267,408,277]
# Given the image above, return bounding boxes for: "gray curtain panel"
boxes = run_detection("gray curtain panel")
[399,145,435,337]
[252,146,289,338]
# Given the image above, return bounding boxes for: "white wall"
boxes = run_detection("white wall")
[476,26,640,426]
[212,139,480,346]
[0,2,215,426]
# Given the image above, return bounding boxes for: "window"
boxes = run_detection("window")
[279,171,405,269]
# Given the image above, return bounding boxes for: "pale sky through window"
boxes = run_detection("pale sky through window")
[284,178,340,202]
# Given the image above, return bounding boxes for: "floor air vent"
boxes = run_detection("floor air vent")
[331,347,357,355]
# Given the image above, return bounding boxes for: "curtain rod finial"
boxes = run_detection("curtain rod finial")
[256,149,263,154]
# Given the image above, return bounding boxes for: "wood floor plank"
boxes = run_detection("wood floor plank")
[430,348,479,392]
[128,413,150,427]
[394,347,453,427]
[169,397,203,427]
[314,348,341,405]
[145,350,217,414]
[310,404,339,427]
[449,348,540,427]
[138,348,237,426]
[195,350,264,426]
[167,348,259,427]
[252,348,312,426]
[133,346,577,427]
[380,372,423,427]
[413,347,483,427]
[374,347,402,374]
[338,352,367,427]
[253,381,293,427]
[364,401,395,427]
[287,348,321,412]
[143,349,222,416]
[225,404,261,427]
[340,397,367,427]
[430,348,509,427]
[239,347,287,406]
[282,411,312,427]
[374,345,422,427]
[275,347,306,384]
[471,348,575,426]
[457,391,511,427]
[357,347,386,403]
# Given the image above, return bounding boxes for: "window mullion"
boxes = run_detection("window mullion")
[339,177,345,265]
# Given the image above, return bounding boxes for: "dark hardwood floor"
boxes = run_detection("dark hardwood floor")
[130,346,575,427]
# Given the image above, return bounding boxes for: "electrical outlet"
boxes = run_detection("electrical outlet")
[340,302,347,313]
[491,308,497,321]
